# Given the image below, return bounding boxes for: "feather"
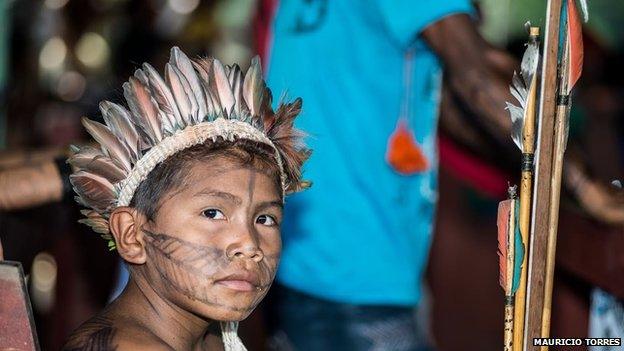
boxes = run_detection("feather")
[260,89,274,128]
[567,0,584,93]
[143,62,181,134]
[250,115,264,131]
[134,68,149,85]
[191,57,213,82]
[228,64,244,117]
[497,198,513,294]
[175,65,200,124]
[99,101,140,162]
[78,210,110,234]
[204,87,218,120]
[507,36,539,152]
[243,56,266,117]
[577,0,588,22]
[68,146,126,183]
[511,197,525,293]
[269,98,311,193]
[170,47,207,122]
[124,75,163,145]
[506,102,525,151]
[208,89,223,120]
[211,59,235,117]
[70,171,116,212]
[165,63,193,127]
[82,117,132,172]
[497,189,524,295]
[520,40,540,81]
[192,58,220,120]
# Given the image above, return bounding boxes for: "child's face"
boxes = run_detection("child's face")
[141,156,283,321]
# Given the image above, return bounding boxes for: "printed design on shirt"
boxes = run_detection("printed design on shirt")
[292,0,328,33]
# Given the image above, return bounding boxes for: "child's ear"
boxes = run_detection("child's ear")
[109,207,147,265]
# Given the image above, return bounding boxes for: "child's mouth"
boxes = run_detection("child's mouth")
[215,279,256,292]
[214,271,261,292]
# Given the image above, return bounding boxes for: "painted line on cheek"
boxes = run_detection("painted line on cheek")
[142,230,257,312]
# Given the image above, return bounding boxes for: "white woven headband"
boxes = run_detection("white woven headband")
[115,118,285,206]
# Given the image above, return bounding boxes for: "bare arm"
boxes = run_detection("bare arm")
[0,161,64,210]
[425,13,624,224]
[423,14,514,147]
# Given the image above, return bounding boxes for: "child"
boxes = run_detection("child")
[63,47,310,351]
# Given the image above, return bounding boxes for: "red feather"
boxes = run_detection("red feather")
[567,0,583,93]
[497,199,513,292]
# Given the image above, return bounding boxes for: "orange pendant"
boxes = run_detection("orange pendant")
[386,120,428,175]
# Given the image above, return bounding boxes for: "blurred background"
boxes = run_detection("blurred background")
[0,0,623,350]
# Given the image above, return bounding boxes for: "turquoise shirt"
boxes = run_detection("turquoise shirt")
[267,0,473,306]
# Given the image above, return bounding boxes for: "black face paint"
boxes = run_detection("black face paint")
[142,230,275,313]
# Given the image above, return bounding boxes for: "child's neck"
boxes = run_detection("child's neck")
[117,275,213,350]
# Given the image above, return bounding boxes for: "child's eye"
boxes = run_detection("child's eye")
[202,209,226,220]
[256,214,277,226]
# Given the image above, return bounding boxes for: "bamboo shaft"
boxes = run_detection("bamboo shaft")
[513,170,532,350]
[513,33,539,350]
[540,37,571,348]
[539,104,568,350]
[525,1,563,347]
[505,301,515,351]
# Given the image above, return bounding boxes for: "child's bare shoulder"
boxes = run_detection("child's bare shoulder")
[62,313,173,351]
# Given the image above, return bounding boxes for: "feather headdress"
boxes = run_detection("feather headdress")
[69,47,310,246]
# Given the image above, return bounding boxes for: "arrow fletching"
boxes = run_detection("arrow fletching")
[506,33,540,152]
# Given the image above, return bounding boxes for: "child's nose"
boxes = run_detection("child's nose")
[228,245,264,263]
[226,227,264,263]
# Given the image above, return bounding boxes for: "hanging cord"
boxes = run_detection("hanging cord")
[386,49,429,175]
[221,321,247,351]
[400,49,414,121]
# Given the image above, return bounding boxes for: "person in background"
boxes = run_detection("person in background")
[262,1,624,350]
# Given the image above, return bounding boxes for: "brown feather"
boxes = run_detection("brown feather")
[81,117,132,172]
[143,62,181,134]
[191,57,214,82]
[243,56,266,116]
[165,63,193,127]
[211,59,235,116]
[227,64,244,117]
[78,210,110,234]
[270,98,311,193]
[124,75,163,144]
[171,47,207,121]
[134,68,149,85]
[68,146,126,183]
[192,58,220,120]
[70,171,116,212]
[99,101,141,162]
